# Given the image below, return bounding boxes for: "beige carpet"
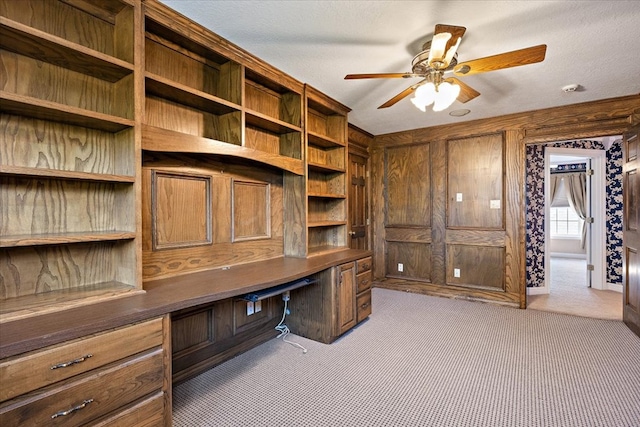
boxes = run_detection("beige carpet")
[527,258,622,320]
[173,288,640,427]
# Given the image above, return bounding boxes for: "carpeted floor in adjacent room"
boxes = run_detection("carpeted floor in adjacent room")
[173,287,640,427]
[527,257,622,320]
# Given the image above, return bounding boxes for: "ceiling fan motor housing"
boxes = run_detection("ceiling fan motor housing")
[411,41,458,75]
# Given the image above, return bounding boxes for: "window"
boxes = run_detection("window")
[549,207,583,237]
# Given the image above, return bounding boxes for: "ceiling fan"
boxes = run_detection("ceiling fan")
[345,24,547,112]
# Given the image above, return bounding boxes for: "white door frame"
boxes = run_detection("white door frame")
[540,147,607,293]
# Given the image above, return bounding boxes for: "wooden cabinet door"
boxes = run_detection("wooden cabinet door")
[335,262,357,336]
[623,125,640,338]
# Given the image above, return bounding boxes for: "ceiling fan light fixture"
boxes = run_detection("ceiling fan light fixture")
[433,81,460,111]
[411,81,460,112]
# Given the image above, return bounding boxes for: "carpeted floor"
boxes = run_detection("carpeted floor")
[173,288,640,427]
[527,257,622,320]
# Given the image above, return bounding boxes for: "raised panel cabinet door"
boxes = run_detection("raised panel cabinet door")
[623,125,640,338]
[335,262,357,336]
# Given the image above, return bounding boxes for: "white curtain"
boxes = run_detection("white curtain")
[564,172,588,248]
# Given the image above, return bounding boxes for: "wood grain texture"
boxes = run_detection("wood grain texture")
[0,317,162,402]
[142,154,284,279]
[171,295,282,384]
[0,349,163,426]
[385,144,431,226]
[0,0,127,60]
[385,227,432,243]
[152,172,211,249]
[0,17,133,83]
[1,115,133,176]
[385,241,432,282]
[1,249,371,358]
[373,95,639,305]
[1,50,133,119]
[232,180,270,241]
[430,139,447,286]
[376,278,520,306]
[0,242,131,299]
[447,133,503,229]
[145,36,227,101]
[142,125,303,175]
[0,176,131,236]
[171,307,212,355]
[446,244,505,289]
[144,0,304,99]
[91,392,165,427]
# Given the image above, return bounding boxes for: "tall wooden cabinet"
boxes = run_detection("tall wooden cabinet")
[0,0,142,322]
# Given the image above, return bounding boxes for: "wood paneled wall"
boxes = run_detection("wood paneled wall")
[141,153,284,281]
[372,95,640,307]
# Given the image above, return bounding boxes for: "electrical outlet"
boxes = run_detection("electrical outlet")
[456,192,463,202]
[255,300,262,313]
[246,301,254,316]
[398,263,404,272]
[454,268,461,278]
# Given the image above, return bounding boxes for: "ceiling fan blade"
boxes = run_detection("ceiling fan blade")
[434,24,466,57]
[453,44,547,76]
[345,73,417,79]
[446,77,480,103]
[378,79,428,109]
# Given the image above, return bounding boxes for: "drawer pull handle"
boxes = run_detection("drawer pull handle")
[361,263,370,270]
[51,399,94,419]
[50,354,93,370]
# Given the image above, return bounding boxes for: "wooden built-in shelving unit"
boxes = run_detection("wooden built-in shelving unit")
[0,0,141,322]
[0,0,352,321]
[305,85,350,256]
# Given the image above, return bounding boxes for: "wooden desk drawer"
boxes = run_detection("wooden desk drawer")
[0,318,163,402]
[357,290,372,323]
[92,392,165,427]
[0,348,164,427]
[356,257,372,274]
[356,271,372,293]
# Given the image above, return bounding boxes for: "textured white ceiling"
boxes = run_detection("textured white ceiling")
[160,1,640,136]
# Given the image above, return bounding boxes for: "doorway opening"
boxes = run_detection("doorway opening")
[525,137,623,320]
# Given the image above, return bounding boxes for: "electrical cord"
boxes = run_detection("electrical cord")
[275,299,308,354]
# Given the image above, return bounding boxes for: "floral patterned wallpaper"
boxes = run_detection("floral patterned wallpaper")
[525,139,623,287]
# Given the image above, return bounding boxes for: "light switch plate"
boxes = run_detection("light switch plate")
[246,301,254,316]
[490,199,501,209]
[456,193,463,202]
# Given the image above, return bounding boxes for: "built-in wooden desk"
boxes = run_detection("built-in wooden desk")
[0,249,371,359]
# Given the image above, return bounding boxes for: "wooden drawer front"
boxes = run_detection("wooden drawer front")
[356,271,372,293]
[357,290,372,323]
[0,318,163,402]
[92,392,165,427]
[356,257,372,273]
[0,349,164,427]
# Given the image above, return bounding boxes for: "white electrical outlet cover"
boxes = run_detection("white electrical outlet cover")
[454,268,461,278]
[456,193,463,202]
[398,263,404,272]
[255,300,262,313]
[246,301,254,315]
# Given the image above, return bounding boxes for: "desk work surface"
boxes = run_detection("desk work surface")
[0,249,371,359]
